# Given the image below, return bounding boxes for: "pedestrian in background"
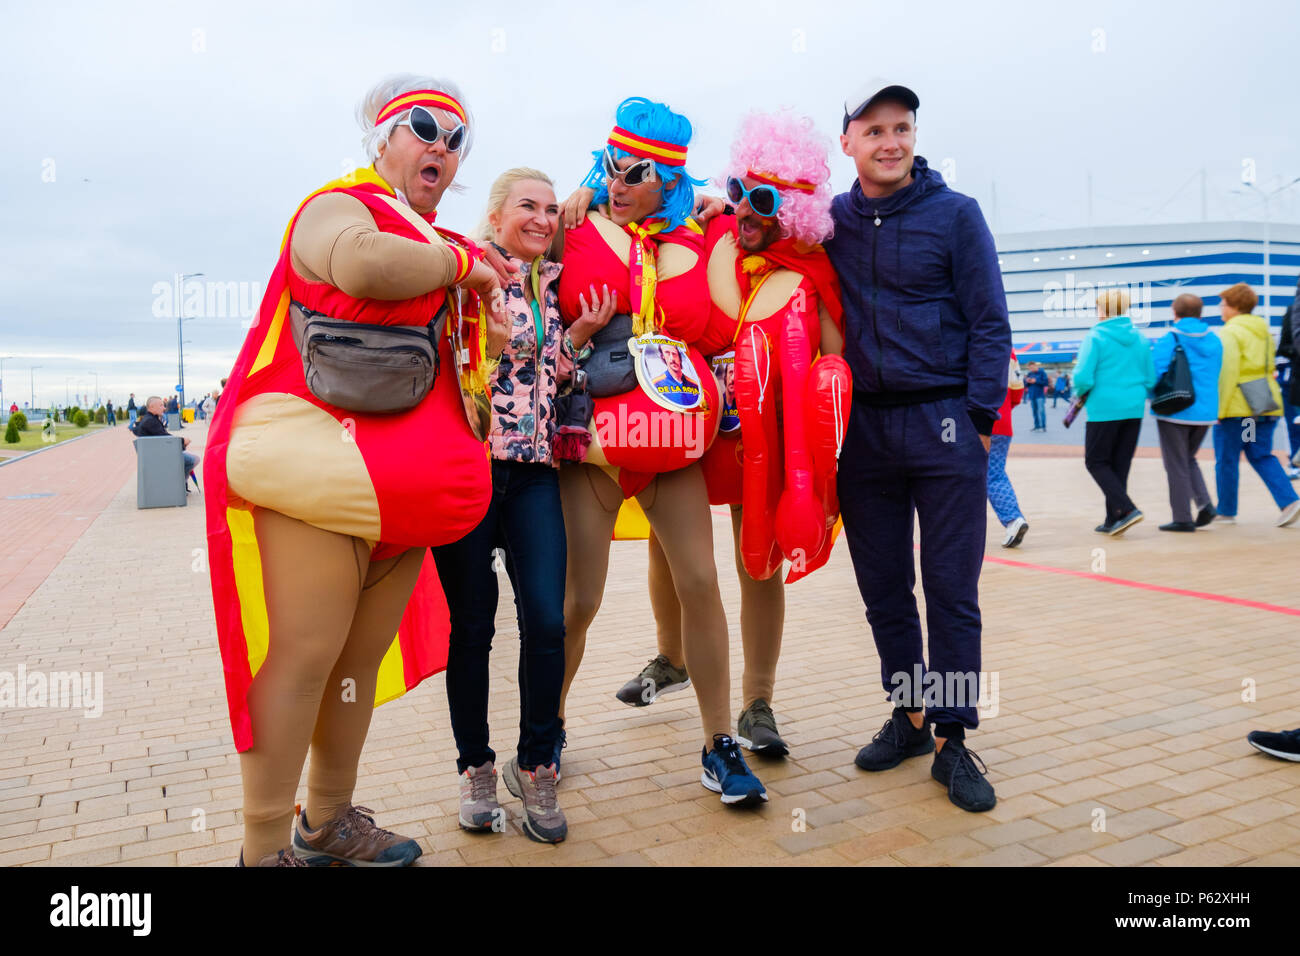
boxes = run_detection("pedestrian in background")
[1053,370,1071,407]
[1024,361,1049,430]
[989,349,1029,547]
[1151,294,1221,531]
[1073,287,1156,535]
[1212,282,1300,527]
[1275,276,1299,479]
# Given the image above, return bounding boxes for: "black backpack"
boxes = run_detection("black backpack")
[1151,332,1195,415]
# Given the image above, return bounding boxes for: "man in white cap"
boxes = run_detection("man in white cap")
[826,80,1010,813]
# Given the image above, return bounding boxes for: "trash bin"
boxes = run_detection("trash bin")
[134,435,187,509]
[182,408,195,423]
[166,411,181,430]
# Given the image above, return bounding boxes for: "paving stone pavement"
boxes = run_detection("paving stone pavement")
[1,423,1299,867]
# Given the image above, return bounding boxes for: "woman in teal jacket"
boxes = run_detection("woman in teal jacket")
[1073,288,1156,534]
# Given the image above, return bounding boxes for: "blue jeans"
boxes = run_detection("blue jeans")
[182,451,199,477]
[430,459,566,772]
[1279,365,1300,459]
[986,434,1023,525]
[1214,417,1299,516]
[839,395,988,731]
[1029,394,1046,429]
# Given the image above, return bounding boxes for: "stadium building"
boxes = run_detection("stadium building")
[996,221,1300,364]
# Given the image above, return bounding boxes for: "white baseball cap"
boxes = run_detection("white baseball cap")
[843,79,920,132]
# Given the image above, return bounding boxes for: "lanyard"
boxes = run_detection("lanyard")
[731,271,774,345]
[625,219,667,336]
[527,257,545,350]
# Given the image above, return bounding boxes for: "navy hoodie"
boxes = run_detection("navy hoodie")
[825,156,1011,433]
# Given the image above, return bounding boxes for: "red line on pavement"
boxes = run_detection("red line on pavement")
[984,554,1300,617]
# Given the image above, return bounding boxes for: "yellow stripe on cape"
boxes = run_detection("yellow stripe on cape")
[227,504,408,704]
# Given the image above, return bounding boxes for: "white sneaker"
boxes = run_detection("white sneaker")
[1286,466,1300,480]
[1213,514,1236,524]
[1277,499,1300,528]
[1293,448,1300,468]
[1001,517,1029,548]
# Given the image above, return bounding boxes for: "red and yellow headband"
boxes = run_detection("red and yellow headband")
[607,126,688,167]
[376,89,467,127]
[745,168,816,193]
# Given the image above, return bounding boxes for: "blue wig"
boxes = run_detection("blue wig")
[582,96,707,231]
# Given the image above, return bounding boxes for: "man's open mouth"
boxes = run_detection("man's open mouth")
[420,163,441,186]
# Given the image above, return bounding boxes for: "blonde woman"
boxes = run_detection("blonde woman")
[1072,287,1156,535]
[1213,282,1300,526]
[431,168,616,843]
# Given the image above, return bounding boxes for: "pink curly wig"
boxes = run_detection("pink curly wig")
[721,109,834,245]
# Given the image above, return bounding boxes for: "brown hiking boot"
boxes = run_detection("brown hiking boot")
[290,805,422,867]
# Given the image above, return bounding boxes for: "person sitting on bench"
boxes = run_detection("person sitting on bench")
[136,395,200,490]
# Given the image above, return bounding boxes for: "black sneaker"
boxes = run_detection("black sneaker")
[736,699,789,758]
[1158,521,1196,532]
[1246,727,1300,761]
[1105,509,1144,536]
[1195,503,1216,527]
[931,739,996,812]
[854,708,935,771]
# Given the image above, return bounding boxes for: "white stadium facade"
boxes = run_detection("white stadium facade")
[996,221,1300,364]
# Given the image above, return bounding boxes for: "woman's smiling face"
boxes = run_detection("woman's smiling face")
[491,179,559,260]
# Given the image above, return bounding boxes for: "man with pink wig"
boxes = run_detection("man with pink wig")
[615,110,850,761]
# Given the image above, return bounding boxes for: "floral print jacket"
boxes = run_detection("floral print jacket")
[487,245,577,466]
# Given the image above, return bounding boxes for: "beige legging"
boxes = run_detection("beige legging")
[649,506,785,709]
[559,462,730,746]
[238,507,425,862]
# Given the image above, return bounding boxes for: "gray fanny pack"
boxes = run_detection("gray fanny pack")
[289,301,447,414]
[580,313,637,397]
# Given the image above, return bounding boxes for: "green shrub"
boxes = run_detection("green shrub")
[95,406,106,424]
[10,410,27,431]
[4,419,18,444]
[73,410,90,428]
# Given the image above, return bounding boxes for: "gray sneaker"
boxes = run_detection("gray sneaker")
[458,761,502,832]
[736,699,789,757]
[615,654,691,707]
[502,757,567,844]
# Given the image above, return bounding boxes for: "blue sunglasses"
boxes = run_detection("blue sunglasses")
[725,176,783,217]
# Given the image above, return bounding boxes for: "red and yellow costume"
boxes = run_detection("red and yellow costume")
[557,124,737,502]
[204,166,489,753]
[697,214,851,583]
[557,213,735,498]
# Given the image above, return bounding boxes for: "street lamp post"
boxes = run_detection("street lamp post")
[88,371,99,408]
[30,366,42,412]
[178,272,204,417]
[0,355,10,419]
[1245,176,1300,323]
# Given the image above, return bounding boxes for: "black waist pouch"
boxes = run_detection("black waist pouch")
[580,313,637,398]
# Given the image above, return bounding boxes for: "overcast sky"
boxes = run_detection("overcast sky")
[2,0,1298,408]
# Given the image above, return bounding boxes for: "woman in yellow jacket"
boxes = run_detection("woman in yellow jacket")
[1212,282,1300,527]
